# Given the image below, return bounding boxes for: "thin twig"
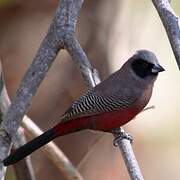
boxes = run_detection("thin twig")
[113,129,144,180]
[13,128,36,180]
[0,64,36,180]
[142,105,155,112]
[22,117,83,180]
[152,0,180,70]
[0,0,84,179]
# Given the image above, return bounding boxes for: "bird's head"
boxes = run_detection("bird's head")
[126,50,165,82]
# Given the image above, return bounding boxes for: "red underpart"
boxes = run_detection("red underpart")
[53,104,142,137]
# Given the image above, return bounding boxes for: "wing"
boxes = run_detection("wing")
[60,89,137,123]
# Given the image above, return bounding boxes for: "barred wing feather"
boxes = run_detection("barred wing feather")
[61,90,136,123]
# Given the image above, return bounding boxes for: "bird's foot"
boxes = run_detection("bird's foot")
[112,128,133,147]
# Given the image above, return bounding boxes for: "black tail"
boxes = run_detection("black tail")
[3,128,56,166]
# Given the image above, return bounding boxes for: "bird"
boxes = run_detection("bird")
[3,49,165,166]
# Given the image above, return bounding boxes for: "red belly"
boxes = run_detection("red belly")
[54,104,143,136]
[88,105,141,132]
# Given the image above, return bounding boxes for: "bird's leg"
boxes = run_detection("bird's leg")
[112,128,133,147]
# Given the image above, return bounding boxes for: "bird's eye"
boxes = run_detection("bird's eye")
[141,62,149,69]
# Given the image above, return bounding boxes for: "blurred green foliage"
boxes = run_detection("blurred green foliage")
[0,0,15,7]
[5,167,16,180]
[172,0,180,16]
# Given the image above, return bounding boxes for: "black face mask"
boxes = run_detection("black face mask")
[131,59,156,78]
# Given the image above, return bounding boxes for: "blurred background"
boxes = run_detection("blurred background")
[0,0,180,179]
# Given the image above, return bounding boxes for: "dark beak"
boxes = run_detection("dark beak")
[152,64,165,73]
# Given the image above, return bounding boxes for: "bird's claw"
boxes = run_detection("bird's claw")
[113,129,133,147]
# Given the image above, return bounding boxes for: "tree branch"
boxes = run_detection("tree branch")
[152,0,180,70]
[1,0,83,138]
[0,68,83,180]
[0,64,36,180]
[0,0,84,179]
